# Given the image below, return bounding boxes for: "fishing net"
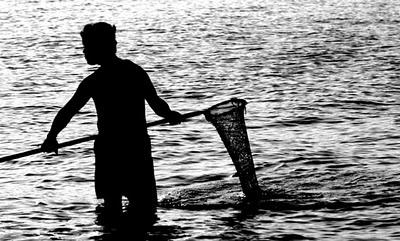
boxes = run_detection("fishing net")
[205,98,261,200]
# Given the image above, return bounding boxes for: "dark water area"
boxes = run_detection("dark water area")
[1,0,400,240]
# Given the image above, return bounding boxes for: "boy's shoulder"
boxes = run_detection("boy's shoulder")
[120,59,145,72]
[80,59,147,86]
[82,68,100,84]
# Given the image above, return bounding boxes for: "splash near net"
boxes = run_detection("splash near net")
[205,98,261,200]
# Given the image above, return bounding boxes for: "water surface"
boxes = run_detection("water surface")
[1,0,400,240]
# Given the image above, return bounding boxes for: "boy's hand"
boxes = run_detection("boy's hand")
[168,111,182,125]
[41,137,59,155]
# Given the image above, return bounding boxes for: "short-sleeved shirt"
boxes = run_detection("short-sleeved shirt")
[79,58,157,200]
[80,59,153,141]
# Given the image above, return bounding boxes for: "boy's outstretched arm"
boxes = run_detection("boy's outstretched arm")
[143,72,181,124]
[41,82,91,153]
[147,95,182,124]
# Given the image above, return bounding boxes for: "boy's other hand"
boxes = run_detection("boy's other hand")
[41,137,59,155]
[168,111,182,125]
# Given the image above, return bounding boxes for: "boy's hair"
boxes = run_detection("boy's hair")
[80,22,117,51]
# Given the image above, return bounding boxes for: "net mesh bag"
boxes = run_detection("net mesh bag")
[205,98,261,200]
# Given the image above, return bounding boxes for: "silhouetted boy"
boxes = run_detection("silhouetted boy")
[41,22,181,221]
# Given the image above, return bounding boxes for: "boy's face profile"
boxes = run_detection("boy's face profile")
[82,40,101,65]
[81,37,117,65]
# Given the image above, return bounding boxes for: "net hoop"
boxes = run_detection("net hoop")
[205,98,247,121]
[205,98,261,200]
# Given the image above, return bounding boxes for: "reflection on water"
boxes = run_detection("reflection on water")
[1,0,400,240]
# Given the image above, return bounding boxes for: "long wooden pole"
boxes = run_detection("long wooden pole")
[0,110,204,163]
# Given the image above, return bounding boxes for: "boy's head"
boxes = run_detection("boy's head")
[80,22,117,65]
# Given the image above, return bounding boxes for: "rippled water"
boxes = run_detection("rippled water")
[1,0,400,240]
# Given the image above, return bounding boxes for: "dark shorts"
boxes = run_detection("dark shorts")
[93,135,157,211]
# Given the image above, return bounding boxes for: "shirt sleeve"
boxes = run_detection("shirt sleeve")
[139,66,158,100]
